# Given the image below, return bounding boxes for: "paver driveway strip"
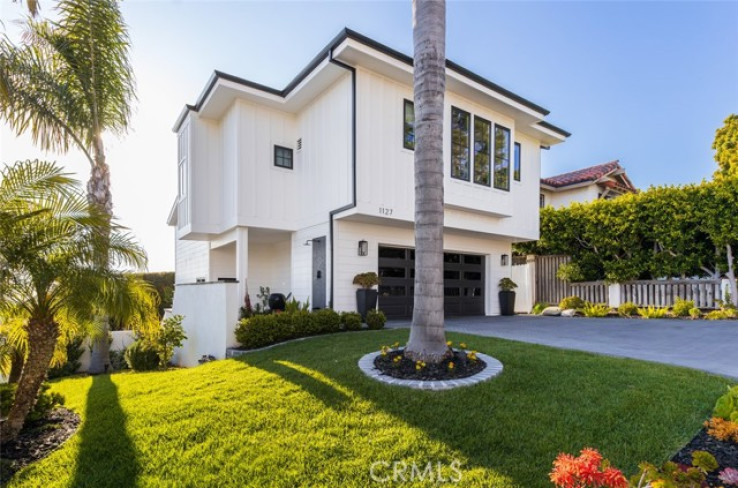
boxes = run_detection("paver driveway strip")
[387,316,738,379]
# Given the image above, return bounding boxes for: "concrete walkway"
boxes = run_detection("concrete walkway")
[387,315,738,380]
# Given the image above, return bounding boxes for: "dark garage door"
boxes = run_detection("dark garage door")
[377,246,485,319]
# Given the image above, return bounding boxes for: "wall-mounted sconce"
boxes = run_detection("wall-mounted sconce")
[304,239,313,246]
[500,254,509,266]
[358,240,369,256]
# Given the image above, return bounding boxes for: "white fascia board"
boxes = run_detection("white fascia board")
[525,123,567,146]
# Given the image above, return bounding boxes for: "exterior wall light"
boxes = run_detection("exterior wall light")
[358,240,369,256]
[500,254,509,266]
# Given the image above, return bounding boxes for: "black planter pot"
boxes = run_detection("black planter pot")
[356,289,378,320]
[498,291,516,316]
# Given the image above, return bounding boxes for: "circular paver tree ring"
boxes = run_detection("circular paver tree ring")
[358,351,503,390]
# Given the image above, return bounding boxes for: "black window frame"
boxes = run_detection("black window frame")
[473,116,491,187]
[450,106,471,181]
[513,142,521,182]
[540,193,546,208]
[274,145,293,170]
[403,99,415,151]
[493,124,511,191]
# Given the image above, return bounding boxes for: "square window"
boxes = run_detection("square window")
[274,145,293,169]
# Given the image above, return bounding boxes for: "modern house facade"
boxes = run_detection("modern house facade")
[540,160,636,208]
[168,29,569,366]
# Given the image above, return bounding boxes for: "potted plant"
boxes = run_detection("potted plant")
[353,272,380,320]
[498,277,517,316]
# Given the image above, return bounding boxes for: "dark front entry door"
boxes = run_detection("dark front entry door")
[377,246,485,319]
[312,237,326,309]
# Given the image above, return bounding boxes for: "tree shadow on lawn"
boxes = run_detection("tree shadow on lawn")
[239,330,725,488]
[70,374,140,488]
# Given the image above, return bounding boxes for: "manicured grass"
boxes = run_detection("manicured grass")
[7,330,729,487]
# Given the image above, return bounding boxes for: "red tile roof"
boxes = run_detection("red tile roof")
[541,160,627,189]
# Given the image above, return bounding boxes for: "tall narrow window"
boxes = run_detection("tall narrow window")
[540,193,546,208]
[494,124,511,191]
[513,142,521,181]
[274,145,293,169]
[451,107,470,181]
[177,129,188,199]
[403,99,415,150]
[473,116,491,186]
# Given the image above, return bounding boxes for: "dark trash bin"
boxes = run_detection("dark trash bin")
[269,293,287,312]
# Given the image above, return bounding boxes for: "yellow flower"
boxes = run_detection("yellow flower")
[460,343,467,349]
[381,350,387,357]
[393,355,402,363]
[392,342,400,348]
[448,362,455,370]
[446,341,453,347]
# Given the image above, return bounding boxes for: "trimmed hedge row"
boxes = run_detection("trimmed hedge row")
[235,309,386,349]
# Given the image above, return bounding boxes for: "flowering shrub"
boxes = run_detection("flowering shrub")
[549,448,628,488]
[631,450,716,488]
[704,416,738,443]
[719,467,738,486]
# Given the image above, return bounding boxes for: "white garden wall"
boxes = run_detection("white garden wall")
[172,281,239,367]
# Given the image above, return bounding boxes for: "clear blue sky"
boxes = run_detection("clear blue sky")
[1,1,737,271]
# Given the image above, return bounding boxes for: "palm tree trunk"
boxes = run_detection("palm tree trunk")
[87,136,113,374]
[405,0,448,363]
[8,348,24,384]
[0,318,59,441]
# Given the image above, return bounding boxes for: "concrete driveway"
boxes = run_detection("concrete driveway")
[387,315,738,380]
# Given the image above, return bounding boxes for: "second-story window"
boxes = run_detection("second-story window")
[451,107,470,181]
[178,129,188,200]
[274,145,293,169]
[514,142,521,181]
[494,124,510,191]
[403,99,415,150]
[473,116,491,186]
[540,193,546,208]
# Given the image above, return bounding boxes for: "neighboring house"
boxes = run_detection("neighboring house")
[168,28,569,366]
[539,160,636,208]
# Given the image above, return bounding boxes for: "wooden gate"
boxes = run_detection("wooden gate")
[534,255,571,305]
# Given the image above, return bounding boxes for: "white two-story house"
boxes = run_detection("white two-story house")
[168,29,569,366]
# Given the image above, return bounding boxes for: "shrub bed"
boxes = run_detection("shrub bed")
[235,308,379,349]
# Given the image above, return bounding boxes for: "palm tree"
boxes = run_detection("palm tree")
[0,0,136,373]
[404,0,449,363]
[0,160,155,441]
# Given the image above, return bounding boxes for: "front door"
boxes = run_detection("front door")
[312,237,326,309]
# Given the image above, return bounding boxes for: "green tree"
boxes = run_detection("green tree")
[0,0,136,373]
[713,114,738,180]
[699,177,738,306]
[405,0,448,363]
[0,160,156,441]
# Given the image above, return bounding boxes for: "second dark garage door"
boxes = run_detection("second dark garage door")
[377,246,485,319]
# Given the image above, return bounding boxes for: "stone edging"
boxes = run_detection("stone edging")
[357,351,503,390]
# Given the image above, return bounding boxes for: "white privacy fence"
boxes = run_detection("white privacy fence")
[619,279,723,309]
[515,255,729,311]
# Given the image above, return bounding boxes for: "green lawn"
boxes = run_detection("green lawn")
[7,330,729,487]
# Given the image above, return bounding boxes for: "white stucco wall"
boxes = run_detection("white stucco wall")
[248,241,292,296]
[543,184,601,208]
[172,282,239,367]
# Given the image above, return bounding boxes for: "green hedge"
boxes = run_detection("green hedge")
[235,308,368,349]
[130,271,174,318]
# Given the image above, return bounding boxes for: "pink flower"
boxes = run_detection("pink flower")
[720,467,738,486]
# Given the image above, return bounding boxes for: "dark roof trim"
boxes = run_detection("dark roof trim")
[174,28,564,133]
[537,120,571,138]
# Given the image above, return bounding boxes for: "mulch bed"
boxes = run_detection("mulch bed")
[374,349,486,381]
[671,428,738,486]
[0,407,80,483]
